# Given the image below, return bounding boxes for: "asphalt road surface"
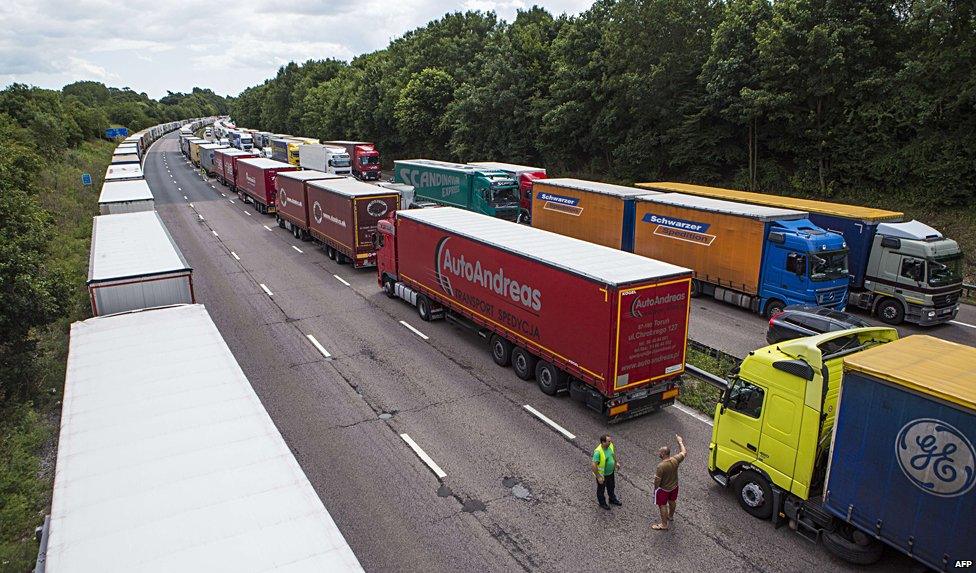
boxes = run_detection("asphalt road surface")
[145,133,925,572]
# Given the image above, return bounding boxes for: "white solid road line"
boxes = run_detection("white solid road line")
[259,283,273,297]
[306,334,332,359]
[333,274,350,286]
[231,251,240,261]
[400,434,447,480]
[292,245,303,253]
[950,320,976,330]
[674,403,714,426]
[399,320,429,340]
[523,405,576,440]
[263,225,272,231]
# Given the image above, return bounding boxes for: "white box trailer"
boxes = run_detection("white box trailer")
[45,304,364,572]
[87,211,193,316]
[110,152,140,165]
[299,143,352,175]
[103,163,144,182]
[97,180,154,214]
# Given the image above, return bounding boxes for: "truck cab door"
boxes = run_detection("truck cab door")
[375,218,397,284]
[712,377,766,473]
[755,389,802,491]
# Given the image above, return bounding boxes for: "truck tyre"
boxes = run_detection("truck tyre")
[277,216,285,229]
[326,246,336,260]
[876,298,905,325]
[734,470,774,520]
[383,277,397,298]
[822,526,884,565]
[489,335,513,366]
[763,299,785,319]
[690,279,702,298]
[417,295,433,322]
[535,361,565,396]
[511,347,537,380]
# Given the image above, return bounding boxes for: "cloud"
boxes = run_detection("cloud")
[0,0,593,98]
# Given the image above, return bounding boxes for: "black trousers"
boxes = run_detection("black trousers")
[596,472,617,505]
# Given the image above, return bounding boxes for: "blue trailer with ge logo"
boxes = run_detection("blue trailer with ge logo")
[828,336,975,571]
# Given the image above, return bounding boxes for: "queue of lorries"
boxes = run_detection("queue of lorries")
[172,117,976,571]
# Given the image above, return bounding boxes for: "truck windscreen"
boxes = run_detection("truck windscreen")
[489,185,519,206]
[809,251,848,282]
[360,156,379,165]
[927,254,962,286]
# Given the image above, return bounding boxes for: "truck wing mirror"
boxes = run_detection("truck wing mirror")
[880,236,901,249]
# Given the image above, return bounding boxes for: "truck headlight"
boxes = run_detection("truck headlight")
[927,310,936,317]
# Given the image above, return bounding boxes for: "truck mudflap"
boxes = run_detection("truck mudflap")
[570,378,679,422]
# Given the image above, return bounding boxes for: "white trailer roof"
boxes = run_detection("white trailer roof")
[324,140,373,146]
[536,178,651,198]
[396,158,480,172]
[200,143,228,150]
[637,192,807,221]
[278,170,345,183]
[469,162,545,174]
[308,177,392,197]
[113,145,137,155]
[104,164,144,181]
[98,180,153,205]
[399,207,690,285]
[238,157,294,170]
[49,304,364,573]
[88,211,189,283]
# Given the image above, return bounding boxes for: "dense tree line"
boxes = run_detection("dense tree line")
[232,0,975,205]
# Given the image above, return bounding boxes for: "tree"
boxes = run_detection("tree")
[394,68,457,157]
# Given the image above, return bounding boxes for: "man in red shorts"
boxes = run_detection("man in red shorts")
[652,434,686,531]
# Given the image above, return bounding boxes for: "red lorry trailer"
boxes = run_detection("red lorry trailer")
[377,207,693,419]
[234,158,298,214]
[215,148,258,188]
[323,141,381,181]
[307,177,400,267]
[469,162,547,224]
[274,170,344,239]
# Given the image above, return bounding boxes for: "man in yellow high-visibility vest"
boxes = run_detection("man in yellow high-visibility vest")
[592,434,621,510]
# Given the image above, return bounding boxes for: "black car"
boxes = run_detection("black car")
[765,305,871,344]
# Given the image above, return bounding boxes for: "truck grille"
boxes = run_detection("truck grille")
[816,288,845,306]
[496,209,519,222]
[933,292,960,308]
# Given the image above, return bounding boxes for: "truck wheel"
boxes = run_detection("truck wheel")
[383,278,397,298]
[326,246,336,260]
[417,295,433,322]
[690,279,702,298]
[876,299,904,325]
[734,470,774,520]
[535,361,565,396]
[489,334,513,366]
[277,216,285,229]
[511,347,537,380]
[822,526,884,565]
[763,299,785,319]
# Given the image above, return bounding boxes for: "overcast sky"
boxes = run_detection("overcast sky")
[0,0,591,99]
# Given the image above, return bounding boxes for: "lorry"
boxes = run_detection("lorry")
[98,180,154,214]
[303,177,399,266]
[637,182,964,325]
[188,138,208,166]
[323,141,381,181]
[630,193,850,317]
[709,329,975,569]
[234,158,298,214]
[229,130,253,151]
[214,148,259,189]
[299,144,353,176]
[274,171,344,240]
[87,211,194,316]
[198,143,228,176]
[530,178,657,251]
[271,137,306,166]
[469,162,547,224]
[376,207,693,419]
[393,160,520,220]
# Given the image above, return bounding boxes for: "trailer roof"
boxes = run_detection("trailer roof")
[537,178,651,198]
[844,335,976,412]
[637,192,807,221]
[88,211,190,283]
[396,159,491,173]
[308,177,392,197]
[217,148,258,157]
[399,207,690,285]
[200,143,227,149]
[278,170,345,183]
[49,304,364,572]
[98,180,153,205]
[113,145,137,155]
[237,157,294,170]
[469,162,546,174]
[324,140,373,146]
[104,164,144,181]
[636,182,903,223]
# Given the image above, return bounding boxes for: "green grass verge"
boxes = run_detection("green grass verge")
[678,345,739,416]
[0,140,113,571]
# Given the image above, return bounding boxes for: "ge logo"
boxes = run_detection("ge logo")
[312,201,324,224]
[896,418,975,497]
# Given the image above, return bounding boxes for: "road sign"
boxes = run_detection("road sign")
[105,127,129,139]
[81,172,92,187]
